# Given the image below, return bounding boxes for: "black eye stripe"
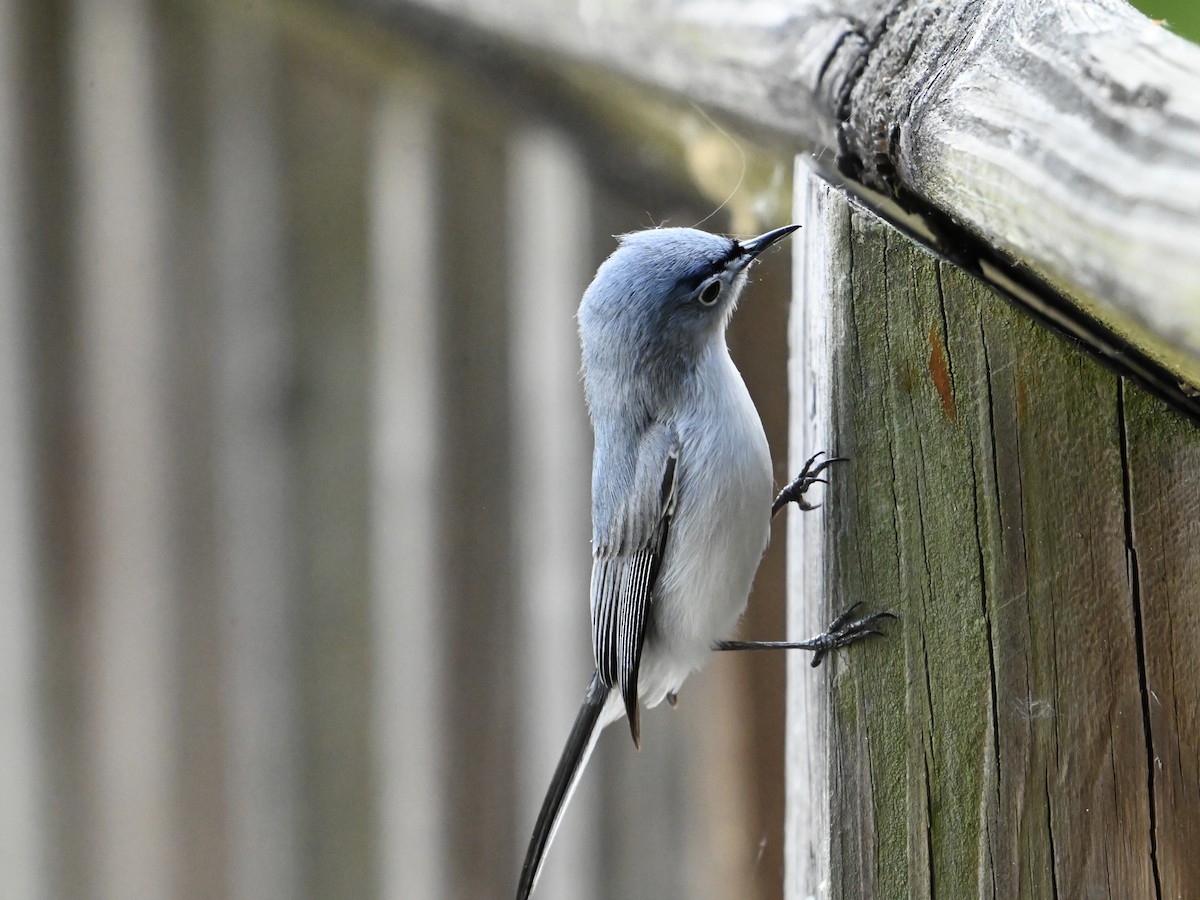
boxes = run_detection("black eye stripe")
[675,242,740,294]
[678,262,725,294]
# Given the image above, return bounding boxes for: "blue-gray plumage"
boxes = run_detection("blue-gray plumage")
[580,227,783,742]
[516,225,891,899]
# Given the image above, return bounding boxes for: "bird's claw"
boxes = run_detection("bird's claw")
[772,451,848,516]
[808,602,897,668]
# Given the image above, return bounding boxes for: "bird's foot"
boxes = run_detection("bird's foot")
[804,603,895,668]
[772,451,848,516]
[712,602,894,665]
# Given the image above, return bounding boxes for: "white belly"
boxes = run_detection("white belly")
[637,348,772,707]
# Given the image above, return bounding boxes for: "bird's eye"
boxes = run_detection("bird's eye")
[698,280,722,306]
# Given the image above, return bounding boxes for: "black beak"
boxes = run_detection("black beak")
[732,224,800,271]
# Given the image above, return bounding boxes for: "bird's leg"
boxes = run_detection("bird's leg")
[745,455,891,664]
[713,603,896,667]
[772,451,848,516]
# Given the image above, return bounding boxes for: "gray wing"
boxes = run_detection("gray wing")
[590,423,679,747]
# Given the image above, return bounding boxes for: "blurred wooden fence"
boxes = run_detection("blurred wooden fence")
[5,1,1200,899]
[1,1,795,899]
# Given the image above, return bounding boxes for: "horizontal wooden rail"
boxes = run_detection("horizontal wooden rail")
[362,0,1200,393]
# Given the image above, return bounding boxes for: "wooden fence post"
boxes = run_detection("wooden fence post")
[71,1,179,896]
[0,1,47,896]
[207,12,300,900]
[368,81,446,900]
[787,161,1200,898]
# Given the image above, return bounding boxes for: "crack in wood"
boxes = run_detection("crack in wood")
[921,723,936,899]
[1116,378,1165,900]
[967,432,1003,817]
[1045,773,1060,900]
[931,265,956,419]
[978,317,1005,538]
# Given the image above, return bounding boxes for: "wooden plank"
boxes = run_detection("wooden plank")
[506,126,598,898]
[282,40,376,899]
[784,158,838,900]
[157,8,228,899]
[787,163,1200,897]
[367,82,447,900]
[0,1,47,897]
[206,12,301,900]
[70,0,180,897]
[362,0,1200,388]
[434,92,523,897]
[1124,386,1200,899]
[26,0,86,894]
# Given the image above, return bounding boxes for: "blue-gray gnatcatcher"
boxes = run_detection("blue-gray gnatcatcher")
[516,225,892,898]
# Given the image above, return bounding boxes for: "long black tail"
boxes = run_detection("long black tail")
[516,672,611,899]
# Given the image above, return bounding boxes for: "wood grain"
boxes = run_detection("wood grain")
[788,164,1200,898]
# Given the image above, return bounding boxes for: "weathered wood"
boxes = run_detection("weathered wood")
[1124,386,1200,900]
[788,163,1200,898]
[366,0,1200,390]
[784,158,836,900]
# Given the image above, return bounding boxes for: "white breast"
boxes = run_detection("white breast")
[636,343,772,707]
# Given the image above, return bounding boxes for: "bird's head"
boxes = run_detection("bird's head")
[578,225,798,409]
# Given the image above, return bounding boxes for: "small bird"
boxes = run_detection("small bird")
[515,225,891,898]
